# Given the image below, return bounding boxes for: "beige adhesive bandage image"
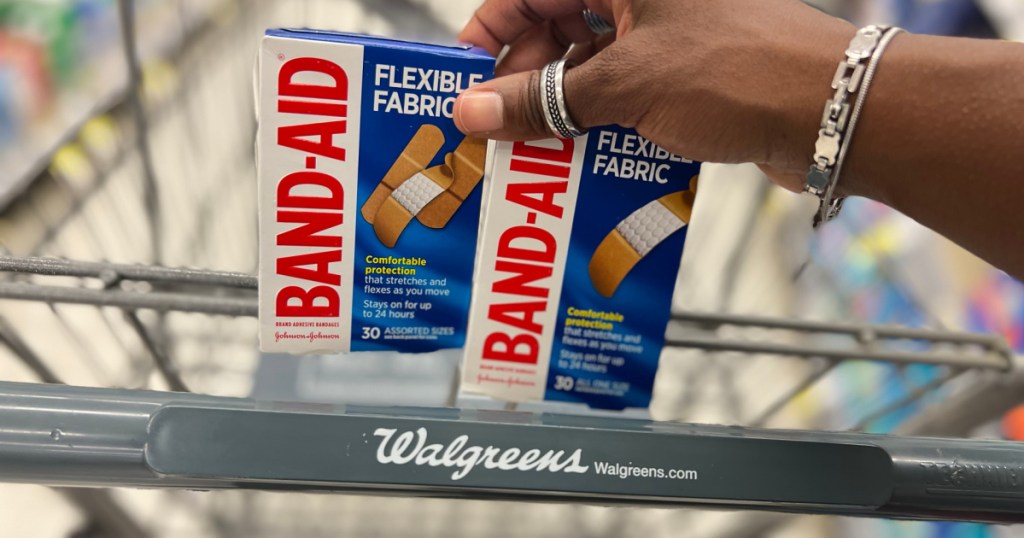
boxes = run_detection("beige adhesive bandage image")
[588,177,699,298]
[372,164,454,248]
[416,136,487,229]
[361,124,445,224]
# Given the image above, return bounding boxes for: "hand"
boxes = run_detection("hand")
[454,1,1024,279]
[453,0,857,192]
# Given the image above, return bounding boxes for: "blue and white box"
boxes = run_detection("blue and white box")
[463,127,701,409]
[257,30,494,354]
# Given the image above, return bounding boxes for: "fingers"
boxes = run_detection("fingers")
[459,0,611,55]
[496,14,597,76]
[454,44,636,140]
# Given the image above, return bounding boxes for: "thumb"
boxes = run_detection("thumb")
[454,49,635,140]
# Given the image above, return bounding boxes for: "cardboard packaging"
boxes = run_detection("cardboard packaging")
[257,29,494,354]
[463,126,701,409]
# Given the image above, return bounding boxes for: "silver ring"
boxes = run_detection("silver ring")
[539,59,586,139]
[582,9,615,35]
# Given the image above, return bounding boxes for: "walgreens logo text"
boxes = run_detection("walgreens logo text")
[373,427,589,481]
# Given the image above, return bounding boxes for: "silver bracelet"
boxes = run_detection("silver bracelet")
[805,25,903,227]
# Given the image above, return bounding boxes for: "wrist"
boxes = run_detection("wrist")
[768,19,859,185]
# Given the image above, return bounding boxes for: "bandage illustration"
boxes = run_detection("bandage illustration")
[417,136,487,229]
[361,124,445,225]
[372,163,454,248]
[588,177,699,298]
[362,124,487,247]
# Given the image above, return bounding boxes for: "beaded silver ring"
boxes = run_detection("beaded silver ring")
[539,59,586,139]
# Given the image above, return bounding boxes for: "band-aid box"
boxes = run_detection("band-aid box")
[462,126,701,409]
[257,30,494,353]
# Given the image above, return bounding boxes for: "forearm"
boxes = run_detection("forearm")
[793,33,1024,277]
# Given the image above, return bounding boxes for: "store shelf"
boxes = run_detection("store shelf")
[0,53,125,209]
[0,1,228,210]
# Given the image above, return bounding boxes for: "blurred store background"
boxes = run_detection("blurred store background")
[0,0,1022,536]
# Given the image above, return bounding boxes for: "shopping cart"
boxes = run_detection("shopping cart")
[0,1,1021,536]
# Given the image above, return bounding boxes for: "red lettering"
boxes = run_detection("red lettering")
[278,171,344,210]
[512,139,574,163]
[278,120,348,162]
[488,301,545,334]
[279,57,348,101]
[505,181,568,218]
[509,139,574,179]
[483,332,539,364]
[272,58,350,327]
[277,211,342,247]
[497,226,557,264]
[277,285,339,317]
[277,250,341,286]
[279,100,347,118]
[510,158,570,179]
[492,261,551,298]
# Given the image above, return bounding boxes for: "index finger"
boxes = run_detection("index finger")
[459,0,600,56]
